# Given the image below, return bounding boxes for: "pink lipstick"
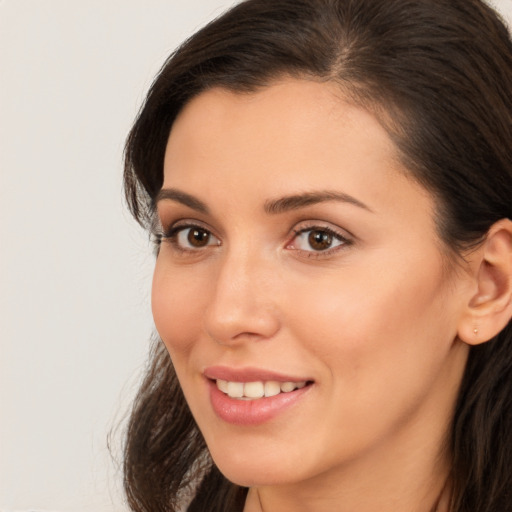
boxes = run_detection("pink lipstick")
[204,366,313,425]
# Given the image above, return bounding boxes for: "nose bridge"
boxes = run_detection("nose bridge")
[204,240,280,343]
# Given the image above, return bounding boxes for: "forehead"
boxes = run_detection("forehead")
[162,79,432,221]
[165,81,400,178]
[168,80,392,146]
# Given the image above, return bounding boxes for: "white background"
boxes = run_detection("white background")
[1,1,511,511]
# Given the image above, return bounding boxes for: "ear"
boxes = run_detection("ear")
[457,218,512,345]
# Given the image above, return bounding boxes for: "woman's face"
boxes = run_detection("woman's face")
[152,79,470,490]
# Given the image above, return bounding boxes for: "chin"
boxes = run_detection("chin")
[216,463,297,488]
[207,442,314,488]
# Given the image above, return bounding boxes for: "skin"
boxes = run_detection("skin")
[152,79,475,512]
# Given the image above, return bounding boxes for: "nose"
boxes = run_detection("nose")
[203,247,281,345]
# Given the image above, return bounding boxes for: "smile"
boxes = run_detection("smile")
[216,379,307,399]
[204,367,314,425]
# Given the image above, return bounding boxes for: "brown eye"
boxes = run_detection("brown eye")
[172,225,220,250]
[308,230,333,251]
[187,227,211,247]
[288,226,349,254]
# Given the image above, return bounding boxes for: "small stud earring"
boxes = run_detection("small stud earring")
[473,328,479,335]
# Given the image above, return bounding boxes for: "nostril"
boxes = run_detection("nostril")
[204,306,281,346]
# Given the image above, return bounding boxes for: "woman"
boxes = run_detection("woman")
[122,0,512,511]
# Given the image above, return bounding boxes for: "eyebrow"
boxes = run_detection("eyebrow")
[155,188,210,214]
[264,191,372,214]
[155,188,372,215]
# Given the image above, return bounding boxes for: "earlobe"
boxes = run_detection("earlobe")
[458,219,512,346]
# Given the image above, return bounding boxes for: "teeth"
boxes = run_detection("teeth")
[280,381,296,392]
[280,381,306,392]
[227,381,244,398]
[244,381,265,398]
[217,379,229,393]
[264,381,281,397]
[217,379,308,399]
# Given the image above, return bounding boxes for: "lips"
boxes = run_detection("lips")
[204,366,313,425]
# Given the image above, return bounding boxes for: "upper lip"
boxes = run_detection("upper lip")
[204,365,312,383]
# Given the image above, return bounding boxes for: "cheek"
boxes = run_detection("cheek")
[279,258,461,452]
[284,252,455,384]
[151,260,207,356]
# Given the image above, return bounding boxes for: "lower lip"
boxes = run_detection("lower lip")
[208,380,312,426]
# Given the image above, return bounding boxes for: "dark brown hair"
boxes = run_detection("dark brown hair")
[122,1,512,510]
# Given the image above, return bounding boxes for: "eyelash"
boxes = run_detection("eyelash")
[155,221,353,258]
[287,224,352,258]
[158,222,220,254]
